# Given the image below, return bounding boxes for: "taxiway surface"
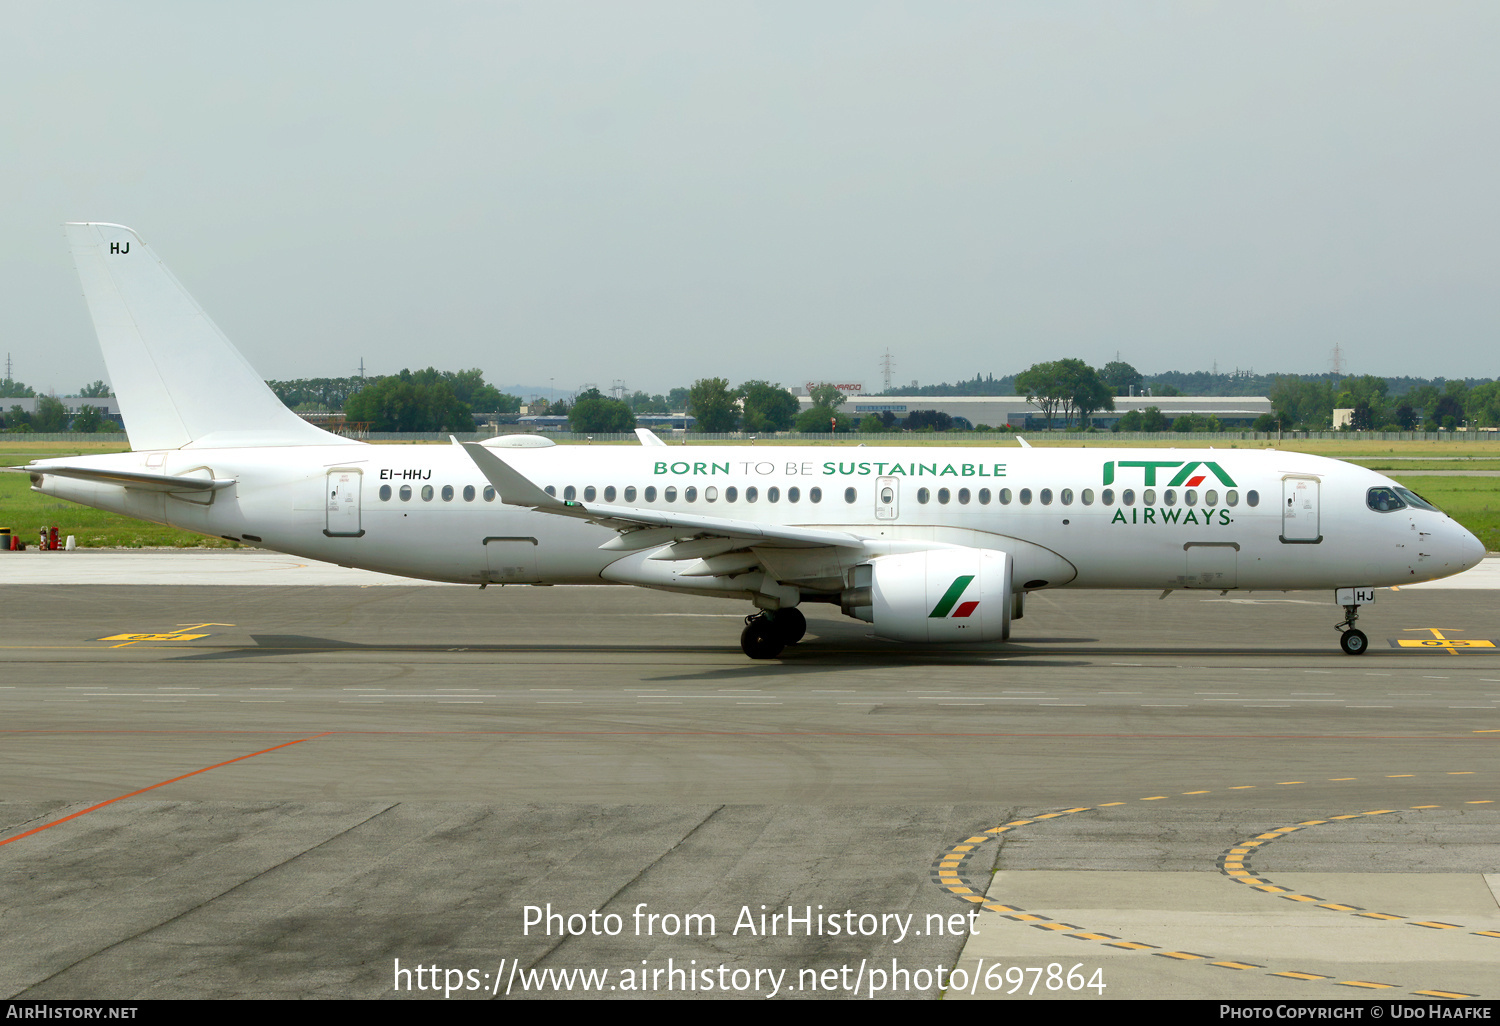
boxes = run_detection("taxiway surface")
[1,554,1496,1000]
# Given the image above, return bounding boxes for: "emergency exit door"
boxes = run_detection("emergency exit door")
[875,476,899,520]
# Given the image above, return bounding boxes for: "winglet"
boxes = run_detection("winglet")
[1016,436,1032,448]
[460,442,565,508]
[634,427,667,447]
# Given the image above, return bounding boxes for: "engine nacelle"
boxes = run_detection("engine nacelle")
[841,548,1012,643]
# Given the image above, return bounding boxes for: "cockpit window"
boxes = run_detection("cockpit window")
[1366,487,1405,513]
[1393,486,1441,513]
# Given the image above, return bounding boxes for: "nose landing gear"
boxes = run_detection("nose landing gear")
[1336,604,1368,656]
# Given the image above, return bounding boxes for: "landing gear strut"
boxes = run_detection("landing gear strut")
[739,607,806,659]
[1335,605,1368,656]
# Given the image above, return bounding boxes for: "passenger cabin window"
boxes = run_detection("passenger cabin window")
[958,488,970,504]
[564,486,576,501]
[624,486,637,502]
[810,487,822,503]
[787,487,799,503]
[484,486,496,501]
[767,487,780,503]
[1246,490,1259,507]
[1020,488,1033,505]
[1081,489,1094,505]
[999,488,1012,504]
[938,488,950,504]
[978,488,991,504]
[918,488,931,504]
[1060,488,1073,505]
[746,486,758,502]
[441,485,454,502]
[463,485,475,502]
[844,487,857,503]
[1143,489,1156,506]
[584,486,597,501]
[664,486,678,502]
[1102,488,1114,505]
[399,485,412,501]
[379,484,392,501]
[684,486,697,502]
[1121,489,1134,506]
[726,486,738,502]
[706,486,719,502]
[645,486,657,502]
[421,485,434,501]
[604,486,616,502]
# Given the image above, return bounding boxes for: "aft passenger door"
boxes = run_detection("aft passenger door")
[324,469,364,538]
[1280,476,1321,544]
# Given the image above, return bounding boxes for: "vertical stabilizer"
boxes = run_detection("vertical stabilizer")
[64,223,355,450]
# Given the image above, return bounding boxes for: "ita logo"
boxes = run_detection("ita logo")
[929,576,979,619]
[1102,460,1238,487]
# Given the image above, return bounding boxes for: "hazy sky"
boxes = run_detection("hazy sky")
[3,2,1496,397]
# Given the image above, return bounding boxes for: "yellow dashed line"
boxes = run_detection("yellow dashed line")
[934,774,1494,999]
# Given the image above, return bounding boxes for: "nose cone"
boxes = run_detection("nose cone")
[1457,522,1487,573]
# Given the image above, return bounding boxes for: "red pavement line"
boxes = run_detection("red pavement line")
[0,729,1494,739]
[0,733,329,848]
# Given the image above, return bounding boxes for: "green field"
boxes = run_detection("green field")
[2,439,1495,551]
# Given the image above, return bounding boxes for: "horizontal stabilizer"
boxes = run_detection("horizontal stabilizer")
[15,464,236,492]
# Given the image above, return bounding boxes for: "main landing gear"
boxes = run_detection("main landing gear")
[740,607,806,659]
[1335,604,1368,656]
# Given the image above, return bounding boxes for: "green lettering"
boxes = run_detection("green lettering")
[1118,461,1183,486]
[1112,509,1128,524]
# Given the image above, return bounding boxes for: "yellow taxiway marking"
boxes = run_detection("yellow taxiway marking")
[1396,627,1495,654]
[99,623,235,648]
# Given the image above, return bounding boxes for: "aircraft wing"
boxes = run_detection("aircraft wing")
[13,464,236,492]
[460,442,865,551]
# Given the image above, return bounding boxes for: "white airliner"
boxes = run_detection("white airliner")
[17,224,1486,658]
